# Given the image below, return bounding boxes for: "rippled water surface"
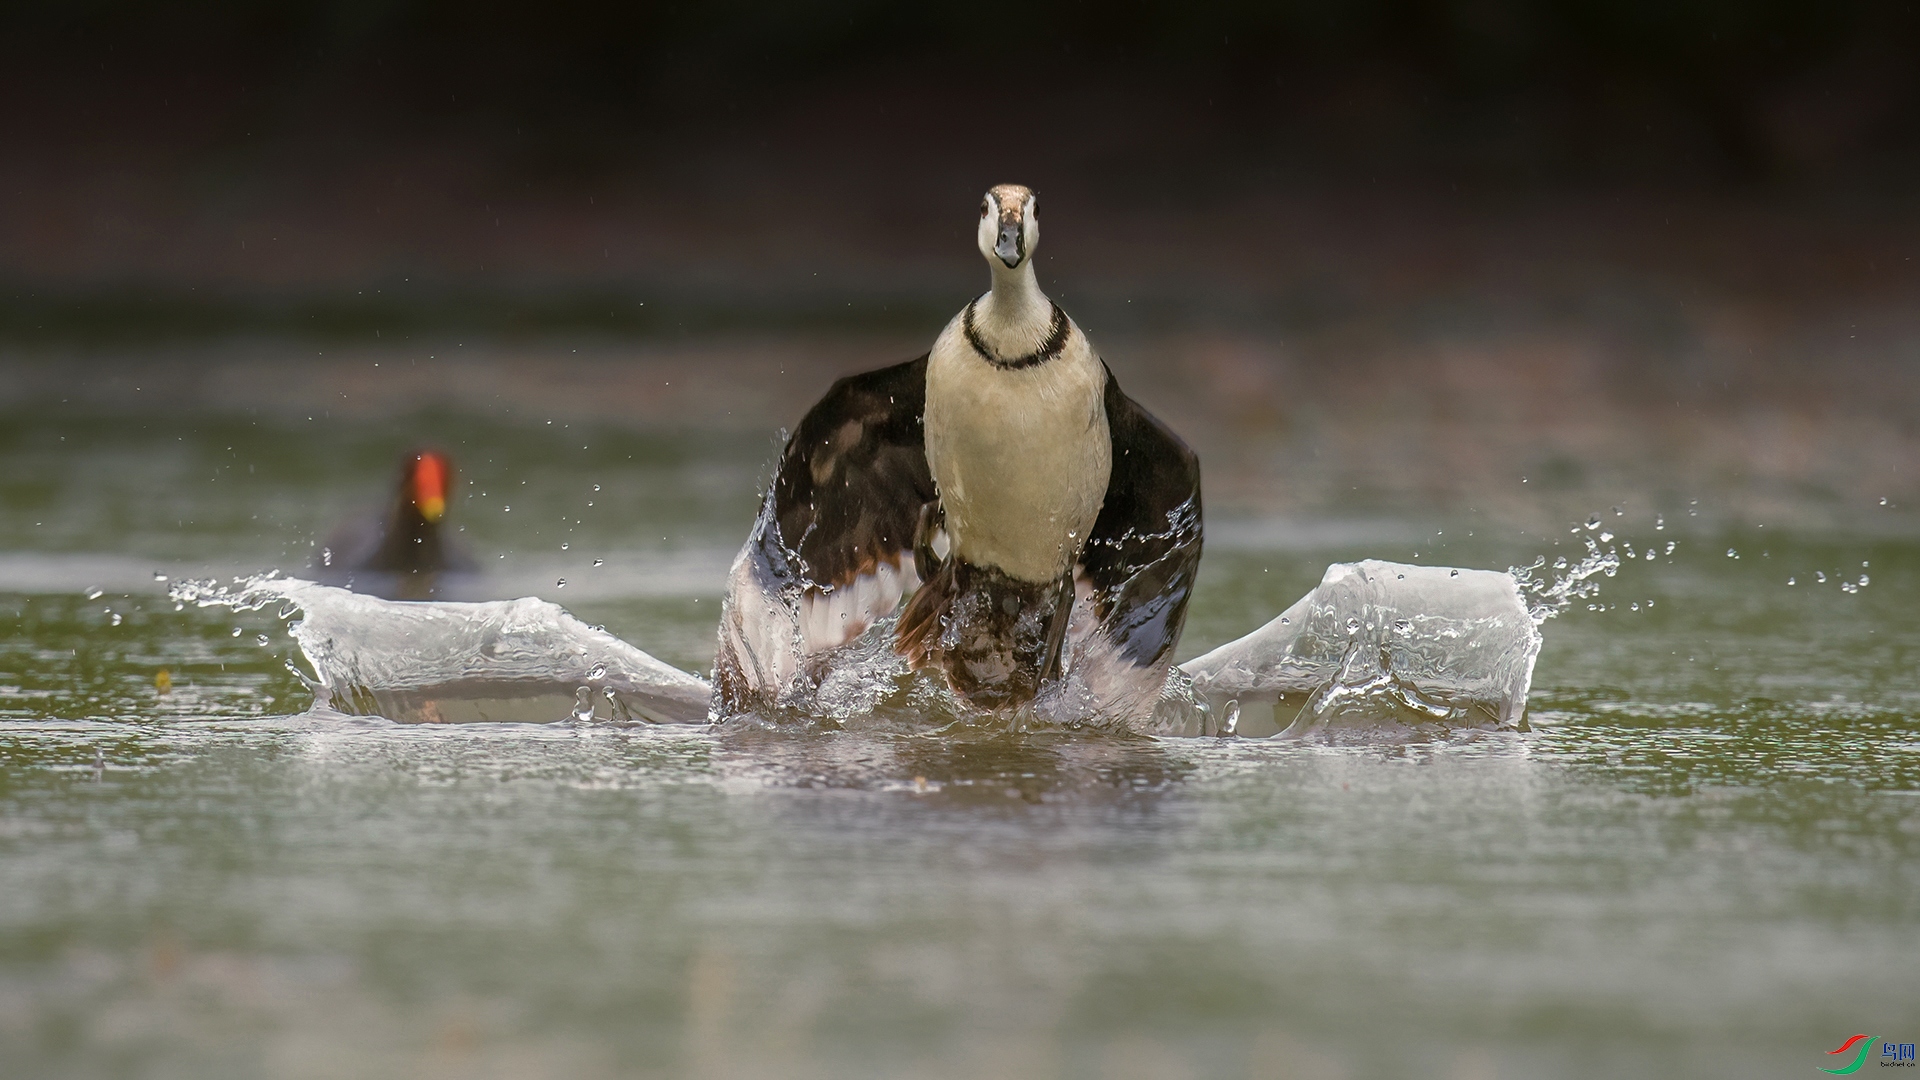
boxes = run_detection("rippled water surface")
[2,404,1917,1078]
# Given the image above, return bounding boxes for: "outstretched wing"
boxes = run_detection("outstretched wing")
[772,355,935,598]
[715,356,935,711]
[1077,367,1203,675]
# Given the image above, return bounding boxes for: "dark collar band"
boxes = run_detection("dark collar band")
[963,300,1071,370]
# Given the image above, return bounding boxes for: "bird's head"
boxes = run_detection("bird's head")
[976,184,1037,271]
[405,450,453,524]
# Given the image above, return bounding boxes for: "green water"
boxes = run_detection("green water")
[2,402,1917,1078]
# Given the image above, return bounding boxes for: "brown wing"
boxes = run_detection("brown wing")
[771,354,935,592]
[715,355,936,713]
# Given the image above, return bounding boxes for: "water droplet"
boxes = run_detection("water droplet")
[1816,571,1827,583]
[592,558,604,567]
[1585,515,1601,530]
[1655,515,1665,530]
[589,663,608,680]
[1629,601,1639,611]
[503,506,511,513]
[1787,576,1796,585]
[1726,549,1738,558]
[1396,573,1405,580]
[1449,569,1459,577]
[1599,531,1614,543]
[560,542,569,550]
[1862,560,1870,568]
[152,572,168,582]
[110,613,123,626]
[1665,541,1675,555]
[1553,557,1568,570]
[1859,574,1870,587]
[1345,616,1362,634]
[556,578,568,588]
[1222,699,1241,736]
[1612,505,1624,516]
[1278,617,1290,625]
[593,483,602,492]
[1644,550,1655,561]
[1392,619,1412,634]
[1881,496,1889,506]
[256,634,270,647]
[321,546,333,566]
[573,686,595,722]
[232,627,243,637]
[85,588,104,600]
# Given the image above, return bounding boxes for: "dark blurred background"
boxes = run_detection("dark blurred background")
[2,0,1917,527]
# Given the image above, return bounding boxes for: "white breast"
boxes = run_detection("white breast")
[924,312,1111,583]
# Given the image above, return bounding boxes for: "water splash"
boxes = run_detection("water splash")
[170,574,709,725]
[1181,560,1540,741]
[168,550,1544,742]
[713,483,1204,733]
[1509,532,1624,624]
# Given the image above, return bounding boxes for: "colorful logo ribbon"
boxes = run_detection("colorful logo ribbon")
[1820,1035,1878,1075]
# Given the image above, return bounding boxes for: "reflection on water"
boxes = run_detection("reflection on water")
[708,724,1195,802]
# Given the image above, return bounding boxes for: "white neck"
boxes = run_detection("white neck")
[924,256,1111,583]
[972,261,1053,356]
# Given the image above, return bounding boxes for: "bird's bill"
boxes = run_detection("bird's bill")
[411,452,451,522]
[994,219,1024,267]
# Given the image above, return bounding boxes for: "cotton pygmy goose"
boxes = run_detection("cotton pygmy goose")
[314,449,477,600]
[715,184,1203,716]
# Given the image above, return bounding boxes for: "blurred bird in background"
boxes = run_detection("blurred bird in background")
[313,450,476,600]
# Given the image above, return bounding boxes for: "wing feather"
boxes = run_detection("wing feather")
[1077,367,1203,674]
[714,356,935,712]
[772,355,934,592]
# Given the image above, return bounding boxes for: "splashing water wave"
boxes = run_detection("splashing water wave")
[171,537,1614,739]
[1179,561,1541,741]
[170,574,709,725]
